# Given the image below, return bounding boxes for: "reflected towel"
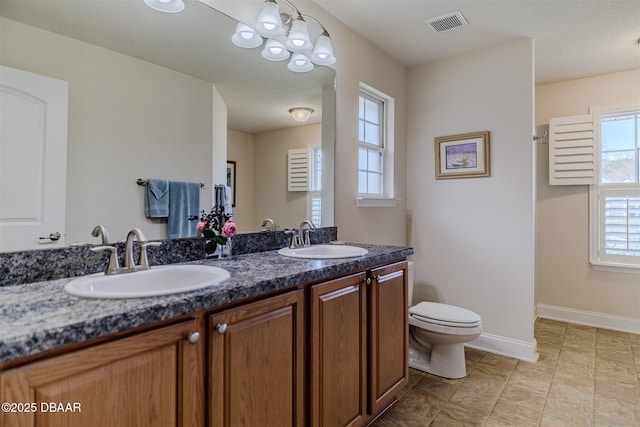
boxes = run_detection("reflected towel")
[145,179,169,218]
[168,181,200,239]
[214,184,232,217]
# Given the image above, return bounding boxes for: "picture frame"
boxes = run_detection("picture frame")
[435,131,490,179]
[226,160,236,207]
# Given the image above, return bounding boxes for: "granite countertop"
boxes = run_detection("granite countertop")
[0,244,412,364]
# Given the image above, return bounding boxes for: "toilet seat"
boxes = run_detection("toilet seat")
[409,302,481,328]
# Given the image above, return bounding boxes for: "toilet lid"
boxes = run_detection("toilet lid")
[409,302,481,325]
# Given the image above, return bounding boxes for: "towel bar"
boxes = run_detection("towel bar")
[137,178,204,188]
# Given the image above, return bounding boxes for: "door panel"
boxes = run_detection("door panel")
[0,65,68,251]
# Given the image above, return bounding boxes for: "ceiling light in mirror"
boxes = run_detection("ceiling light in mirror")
[143,0,185,13]
[288,53,313,73]
[255,0,285,37]
[232,23,264,48]
[289,107,314,123]
[262,38,290,61]
[285,17,312,52]
[231,0,336,72]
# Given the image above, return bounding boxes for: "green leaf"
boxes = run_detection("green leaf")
[202,229,216,239]
[214,235,227,245]
[205,240,218,254]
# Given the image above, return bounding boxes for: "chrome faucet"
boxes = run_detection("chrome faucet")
[91,228,161,275]
[261,218,277,231]
[298,220,316,247]
[91,224,110,244]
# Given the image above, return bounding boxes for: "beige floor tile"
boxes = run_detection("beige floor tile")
[539,413,583,427]
[372,387,446,427]
[484,416,521,427]
[490,383,546,426]
[596,378,640,404]
[543,393,594,427]
[375,320,639,427]
[507,368,552,395]
[595,394,640,426]
[430,402,488,427]
[548,380,594,405]
[413,375,462,401]
[446,375,504,417]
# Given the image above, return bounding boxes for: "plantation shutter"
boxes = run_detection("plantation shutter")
[288,148,310,191]
[549,114,596,186]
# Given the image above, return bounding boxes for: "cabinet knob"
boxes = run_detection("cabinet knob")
[365,277,372,285]
[186,331,200,344]
[216,323,228,334]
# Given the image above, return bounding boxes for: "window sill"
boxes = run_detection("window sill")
[355,197,398,208]
[590,261,640,275]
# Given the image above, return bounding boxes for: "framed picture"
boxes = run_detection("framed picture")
[435,131,490,179]
[226,160,236,207]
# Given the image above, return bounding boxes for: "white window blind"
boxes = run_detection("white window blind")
[288,148,309,192]
[549,114,595,186]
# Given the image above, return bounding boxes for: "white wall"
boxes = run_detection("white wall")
[1,18,217,243]
[407,39,537,360]
[535,69,640,330]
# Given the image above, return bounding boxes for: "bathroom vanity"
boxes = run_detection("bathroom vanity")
[0,244,412,427]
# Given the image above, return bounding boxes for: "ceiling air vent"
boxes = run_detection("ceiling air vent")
[426,11,468,33]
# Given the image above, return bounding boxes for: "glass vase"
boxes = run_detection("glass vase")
[219,237,232,259]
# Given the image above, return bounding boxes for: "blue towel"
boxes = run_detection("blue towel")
[145,179,169,218]
[168,181,200,239]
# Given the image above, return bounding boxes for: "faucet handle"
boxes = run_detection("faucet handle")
[284,229,301,249]
[91,245,120,275]
[139,241,162,269]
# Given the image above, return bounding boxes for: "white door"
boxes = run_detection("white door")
[0,65,68,251]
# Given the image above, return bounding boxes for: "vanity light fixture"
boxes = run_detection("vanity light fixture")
[143,0,185,13]
[231,0,336,72]
[289,107,314,123]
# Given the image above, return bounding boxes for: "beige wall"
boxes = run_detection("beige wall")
[228,124,321,232]
[253,124,321,230]
[535,69,640,321]
[1,18,218,243]
[227,129,255,231]
[407,39,537,359]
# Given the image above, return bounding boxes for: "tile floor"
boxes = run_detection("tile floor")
[372,318,640,426]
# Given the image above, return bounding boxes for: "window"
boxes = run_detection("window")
[590,106,640,271]
[357,83,395,207]
[308,146,322,225]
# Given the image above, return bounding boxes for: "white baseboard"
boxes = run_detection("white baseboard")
[465,333,538,363]
[536,303,640,334]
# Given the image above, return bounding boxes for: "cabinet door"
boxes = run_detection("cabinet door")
[310,272,367,427]
[208,290,305,427]
[0,319,204,427]
[369,261,409,414]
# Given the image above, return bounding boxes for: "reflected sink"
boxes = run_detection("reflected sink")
[64,264,230,299]
[278,244,369,259]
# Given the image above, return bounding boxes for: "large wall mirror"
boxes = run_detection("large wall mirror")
[0,0,335,251]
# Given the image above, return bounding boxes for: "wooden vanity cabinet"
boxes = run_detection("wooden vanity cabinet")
[207,289,306,427]
[0,319,204,427]
[310,261,409,427]
[1,259,407,427]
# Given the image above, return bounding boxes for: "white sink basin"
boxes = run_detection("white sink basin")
[278,244,368,259]
[64,264,230,299]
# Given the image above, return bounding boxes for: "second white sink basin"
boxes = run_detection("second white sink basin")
[278,244,369,259]
[64,264,230,299]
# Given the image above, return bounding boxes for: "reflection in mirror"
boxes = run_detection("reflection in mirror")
[0,0,335,251]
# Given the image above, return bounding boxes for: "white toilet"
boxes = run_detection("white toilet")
[407,261,482,379]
